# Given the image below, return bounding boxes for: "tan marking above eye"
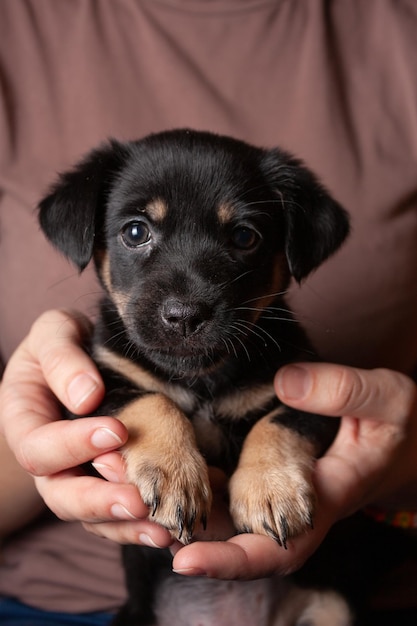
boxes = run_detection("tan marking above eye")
[217,202,236,224]
[145,198,168,222]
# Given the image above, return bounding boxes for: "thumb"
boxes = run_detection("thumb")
[25,309,105,414]
[274,363,415,425]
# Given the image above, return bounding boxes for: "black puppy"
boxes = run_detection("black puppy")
[39,129,349,624]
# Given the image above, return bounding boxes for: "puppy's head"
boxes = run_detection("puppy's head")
[39,129,349,374]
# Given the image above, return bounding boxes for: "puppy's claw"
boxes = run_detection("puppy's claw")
[175,507,202,544]
[229,460,316,545]
[177,506,184,541]
[188,509,197,537]
[262,521,283,547]
[124,450,212,544]
[151,494,160,517]
[280,515,289,550]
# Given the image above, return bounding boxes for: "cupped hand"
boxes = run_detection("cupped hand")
[3,316,416,578]
[0,309,173,548]
[171,363,417,579]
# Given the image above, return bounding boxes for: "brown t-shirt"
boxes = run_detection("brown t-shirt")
[0,0,417,614]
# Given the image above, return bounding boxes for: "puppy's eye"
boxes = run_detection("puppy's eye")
[230,226,260,251]
[121,221,151,248]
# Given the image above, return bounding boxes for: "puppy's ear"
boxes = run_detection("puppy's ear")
[262,150,350,282]
[38,141,128,271]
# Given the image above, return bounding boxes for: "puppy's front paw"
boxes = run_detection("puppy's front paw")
[228,414,317,547]
[117,394,212,543]
[229,458,315,548]
[124,444,212,544]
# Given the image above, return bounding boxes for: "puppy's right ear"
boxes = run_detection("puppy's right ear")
[38,141,128,271]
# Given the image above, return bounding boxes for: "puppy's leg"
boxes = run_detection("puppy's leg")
[229,410,317,547]
[272,586,353,626]
[119,393,212,543]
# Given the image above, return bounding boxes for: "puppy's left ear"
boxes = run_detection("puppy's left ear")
[262,150,350,282]
[39,141,128,271]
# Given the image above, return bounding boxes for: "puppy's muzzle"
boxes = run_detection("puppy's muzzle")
[161,298,213,338]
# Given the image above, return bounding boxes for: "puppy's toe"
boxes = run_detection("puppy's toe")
[229,460,315,547]
[124,447,212,544]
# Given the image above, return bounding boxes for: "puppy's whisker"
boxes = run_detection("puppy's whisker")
[219,337,229,351]
[234,321,263,343]
[263,315,301,324]
[235,306,298,322]
[241,290,290,306]
[233,320,283,353]
[224,335,239,359]
[263,305,294,313]
[229,337,239,359]
[233,306,272,316]
[123,339,140,362]
[228,323,272,363]
[101,330,126,347]
[254,327,283,353]
[218,269,254,290]
[220,338,230,356]
[228,326,251,362]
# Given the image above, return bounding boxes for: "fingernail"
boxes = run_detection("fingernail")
[169,542,182,557]
[91,462,121,483]
[139,533,165,549]
[68,373,99,409]
[111,503,139,520]
[91,427,123,449]
[277,365,311,400]
[172,567,208,577]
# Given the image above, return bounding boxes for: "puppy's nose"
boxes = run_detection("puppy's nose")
[161,299,211,338]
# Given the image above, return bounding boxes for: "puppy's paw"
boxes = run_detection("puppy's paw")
[124,444,212,544]
[229,458,315,547]
[228,413,319,546]
[117,394,212,543]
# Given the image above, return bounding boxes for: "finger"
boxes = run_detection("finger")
[35,471,149,523]
[0,310,128,475]
[0,309,108,456]
[173,487,336,579]
[14,417,128,476]
[92,450,127,483]
[36,469,173,547]
[172,535,282,579]
[82,519,173,548]
[275,363,416,424]
[25,309,105,414]
[172,523,330,579]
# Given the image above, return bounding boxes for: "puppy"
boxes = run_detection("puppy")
[38,129,350,625]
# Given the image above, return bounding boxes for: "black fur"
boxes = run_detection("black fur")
[39,129,352,624]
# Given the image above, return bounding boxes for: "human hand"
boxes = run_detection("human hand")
[0,309,173,548]
[170,363,417,579]
[3,320,416,575]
